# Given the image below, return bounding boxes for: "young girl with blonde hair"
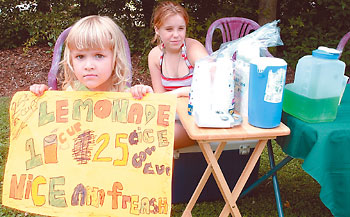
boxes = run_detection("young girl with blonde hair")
[31,15,151,99]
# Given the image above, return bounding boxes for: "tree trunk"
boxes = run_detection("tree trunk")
[37,0,51,13]
[141,0,155,28]
[79,0,99,17]
[258,0,277,25]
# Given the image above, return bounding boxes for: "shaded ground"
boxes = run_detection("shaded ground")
[0,45,294,97]
[0,45,152,97]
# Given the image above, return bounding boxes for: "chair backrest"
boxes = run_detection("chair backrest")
[205,17,261,54]
[337,31,350,59]
[336,32,350,84]
[48,27,132,90]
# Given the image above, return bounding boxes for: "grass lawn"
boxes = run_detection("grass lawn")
[0,96,333,217]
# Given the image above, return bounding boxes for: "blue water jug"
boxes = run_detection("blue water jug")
[248,57,287,128]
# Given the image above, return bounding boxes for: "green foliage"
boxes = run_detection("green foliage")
[0,0,30,49]
[22,11,77,53]
[125,25,154,73]
[278,0,350,69]
[0,98,9,144]
[185,0,259,47]
[0,97,10,180]
[1,0,350,74]
[0,97,10,209]
[0,0,78,50]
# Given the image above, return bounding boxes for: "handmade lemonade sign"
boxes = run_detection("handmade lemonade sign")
[2,91,176,217]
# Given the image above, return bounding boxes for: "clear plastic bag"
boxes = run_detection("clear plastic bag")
[188,20,283,127]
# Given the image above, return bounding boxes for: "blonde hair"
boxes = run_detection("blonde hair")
[61,15,131,92]
[151,1,189,45]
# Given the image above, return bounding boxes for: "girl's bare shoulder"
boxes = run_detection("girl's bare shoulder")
[148,45,162,59]
[148,45,162,70]
[185,38,209,62]
[185,38,204,48]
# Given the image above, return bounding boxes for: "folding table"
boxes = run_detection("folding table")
[176,97,290,217]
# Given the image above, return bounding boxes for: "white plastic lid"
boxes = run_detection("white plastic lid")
[312,46,340,59]
[250,57,287,72]
[318,46,340,54]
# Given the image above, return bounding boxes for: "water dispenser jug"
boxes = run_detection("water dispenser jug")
[248,57,287,128]
[283,46,346,123]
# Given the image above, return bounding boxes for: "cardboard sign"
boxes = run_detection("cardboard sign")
[2,91,176,217]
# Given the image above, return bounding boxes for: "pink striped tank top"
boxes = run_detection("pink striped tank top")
[160,42,194,91]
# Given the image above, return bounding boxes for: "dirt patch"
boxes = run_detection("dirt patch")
[0,45,51,97]
[0,45,294,98]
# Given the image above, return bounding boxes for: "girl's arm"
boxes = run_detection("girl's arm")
[186,38,209,65]
[30,84,50,96]
[148,47,167,93]
[165,86,191,97]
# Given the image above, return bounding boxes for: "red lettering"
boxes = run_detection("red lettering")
[56,100,68,123]
[9,174,26,199]
[122,195,131,209]
[107,182,123,209]
[128,103,143,124]
[157,105,170,127]
[94,100,112,119]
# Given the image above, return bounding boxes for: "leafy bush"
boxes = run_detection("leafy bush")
[1,0,350,75]
[0,0,78,50]
[278,0,350,71]
[22,12,77,52]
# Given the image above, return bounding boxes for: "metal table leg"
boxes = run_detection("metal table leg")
[267,140,284,217]
[239,140,294,217]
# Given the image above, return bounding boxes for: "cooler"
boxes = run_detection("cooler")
[172,140,260,203]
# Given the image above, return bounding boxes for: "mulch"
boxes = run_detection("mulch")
[0,45,51,97]
[0,45,294,98]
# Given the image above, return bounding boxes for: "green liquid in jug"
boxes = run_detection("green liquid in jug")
[282,88,339,123]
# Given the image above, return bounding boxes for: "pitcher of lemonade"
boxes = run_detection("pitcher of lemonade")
[283,46,346,123]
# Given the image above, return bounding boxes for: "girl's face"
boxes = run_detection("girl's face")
[71,47,114,91]
[156,14,186,51]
